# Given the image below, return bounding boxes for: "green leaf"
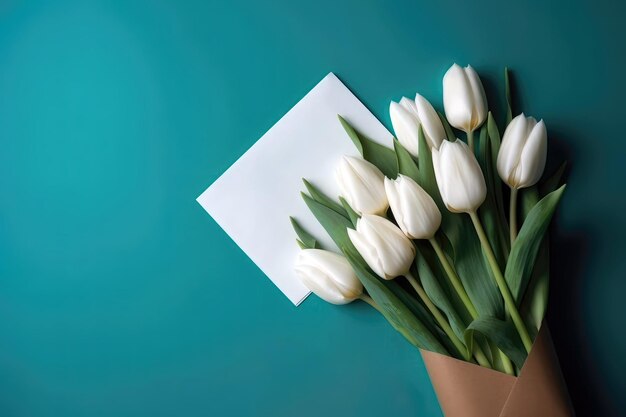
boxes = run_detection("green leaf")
[394,138,420,181]
[521,162,566,222]
[478,122,488,155]
[504,67,513,125]
[486,113,509,256]
[478,122,508,268]
[518,165,566,334]
[489,341,506,372]
[384,278,463,359]
[345,251,449,355]
[301,193,354,251]
[437,111,456,141]
[444,216,504,318]
[339,196,360,227]
[289,216,319,249]
[417,240,473,325]
[416,127,444,210]
[486,113,507,227]
[338,115,398,178]
[302,178,348,218]
[516,164,566,332]
[520,186,540,223]
[465,316,527,369]
[415,248,469,358]
[505,185,566,304]
[515,169,565,333]
[486,113,502,168]
[520,236,549,334]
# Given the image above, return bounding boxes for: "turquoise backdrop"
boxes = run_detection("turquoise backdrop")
[0,1,624,416]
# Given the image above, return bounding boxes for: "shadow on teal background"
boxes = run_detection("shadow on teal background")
[0,0,624,416]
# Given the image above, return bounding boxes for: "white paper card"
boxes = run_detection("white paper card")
[197,73,392,305]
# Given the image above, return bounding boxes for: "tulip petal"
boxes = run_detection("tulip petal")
[399,96,419,116]
[367,215,415,278]
[336,156,388,215]
[390,101,421,157]
[386,175,441,239]
[384,177,407,233]
[415,94,446,149]
[464,65,488,130]
[443,64,474,132]
[349,215,415,279]
[518,120,547,188]
[498,114,529,187]
[434,139,486,213]
[348,226,386,279]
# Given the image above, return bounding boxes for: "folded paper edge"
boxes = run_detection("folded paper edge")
[498,322,574,416]
[420,321,573,417]
[420,348,516,417]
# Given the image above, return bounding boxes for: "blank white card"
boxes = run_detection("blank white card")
[197,73,393,305]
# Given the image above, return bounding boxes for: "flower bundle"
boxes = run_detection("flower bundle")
[290,64,570,389]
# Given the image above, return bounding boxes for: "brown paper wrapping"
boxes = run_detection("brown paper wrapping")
[420,322,574,417]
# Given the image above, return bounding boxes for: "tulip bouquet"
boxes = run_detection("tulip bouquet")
[290,64,572,416]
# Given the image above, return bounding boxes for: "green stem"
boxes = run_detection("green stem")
[469,211,533,353]
[428,237,509,372]
[467,130,474,151]
[405,272,490,368]
[509,187,518,245]
[429,237,478,318]
[405,273,466,358]
[501,352,516,375]
[473,346,492,370]
[359,294,382,314]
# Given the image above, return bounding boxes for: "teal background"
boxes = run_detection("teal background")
[0,0,624,416]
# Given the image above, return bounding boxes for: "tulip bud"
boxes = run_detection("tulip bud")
[384,175,442,239]
[443,64,487,133]
[348,214,416,280]
[336,156,388,215]
[497,113,548,189]
[295,249,363,305]
[390,100,421,157]
[432,139,486,213]
[390,96,446,156]
[414,94,446,149]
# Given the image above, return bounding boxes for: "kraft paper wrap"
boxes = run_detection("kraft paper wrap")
[421,322,574,417]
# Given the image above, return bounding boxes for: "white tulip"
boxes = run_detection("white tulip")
[432,139,486,213]
[390,96,445,156]
[497,113,548,189]
[384,175,441,239]
[443,63,487,133]
[336,156,388,215]
[295,249,363,305]
[348,214,416,280]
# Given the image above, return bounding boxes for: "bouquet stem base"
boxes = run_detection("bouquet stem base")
[420,322,573,417]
